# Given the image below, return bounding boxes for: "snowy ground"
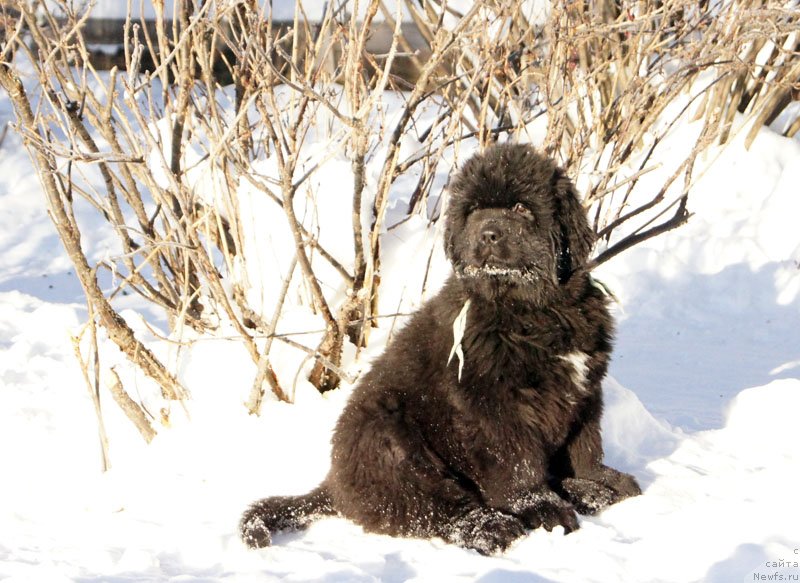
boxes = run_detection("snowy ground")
[2,80,800,581]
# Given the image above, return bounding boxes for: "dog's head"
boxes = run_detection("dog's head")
[444,144,594,303]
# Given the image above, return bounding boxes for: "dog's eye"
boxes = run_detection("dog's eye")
[513,203,533,218]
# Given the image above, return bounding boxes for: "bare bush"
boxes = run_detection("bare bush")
[0,0,797,438]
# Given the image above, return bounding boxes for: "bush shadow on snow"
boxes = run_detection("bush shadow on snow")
[610,260,800,431]
[475,569,559,583]
[268,529,418,582]
[703,542,773,582]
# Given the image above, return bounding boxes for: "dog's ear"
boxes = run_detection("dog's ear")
[551,169,595,282]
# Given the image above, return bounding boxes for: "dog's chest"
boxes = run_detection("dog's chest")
[455,328,598,444]
[441,293,609,442]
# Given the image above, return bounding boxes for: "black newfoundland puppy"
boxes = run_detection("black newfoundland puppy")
[240,143,640,555]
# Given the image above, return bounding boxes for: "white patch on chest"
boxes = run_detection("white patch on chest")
[558,351,591,393]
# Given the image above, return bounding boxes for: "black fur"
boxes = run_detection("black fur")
[240,144,641,555]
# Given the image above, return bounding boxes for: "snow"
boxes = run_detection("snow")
[2,72,800,583]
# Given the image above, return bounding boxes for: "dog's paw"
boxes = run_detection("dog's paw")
[450,508,527,555]
[558,478,617,515]
[514,488,579,533]
[609,470,642,499]
[239,507,272,549]
[558,467,642,515]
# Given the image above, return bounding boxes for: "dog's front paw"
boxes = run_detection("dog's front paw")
[451,507,527,555]
[514,488,579,533]
[558,478,617,515]
[558,467,642,515]
[609,470,642,499]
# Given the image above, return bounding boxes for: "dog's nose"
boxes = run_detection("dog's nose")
[480,225,503,246]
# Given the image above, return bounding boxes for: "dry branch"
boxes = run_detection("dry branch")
[0,63,187,403]
[107,367,157,444]
[71,313,111,472]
